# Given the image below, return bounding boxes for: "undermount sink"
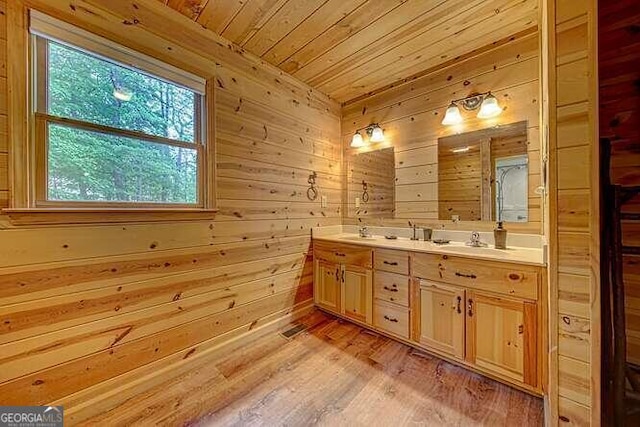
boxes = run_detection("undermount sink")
[442,245,509,256]
[338,235,379,241]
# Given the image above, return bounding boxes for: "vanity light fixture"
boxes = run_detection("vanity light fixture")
[350,123,385,147]
[441,92,502,125]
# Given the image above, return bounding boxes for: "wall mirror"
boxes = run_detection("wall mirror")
[437,121,529,222]
[347,147,395,218]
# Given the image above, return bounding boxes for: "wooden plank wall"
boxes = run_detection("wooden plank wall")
[0,0,7,208]
[341,31,543,233]
[347,147,395,218]
[548,0,598,424]
[437,142,484,221]
[0,0,341,422]
[598,0,640,366]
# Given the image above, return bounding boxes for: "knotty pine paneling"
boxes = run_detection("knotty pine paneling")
[0,235,314,305]
[341,33,542,233]
[317,2,539,102]
[56,307,323,425]
[0,115,6,152]
[0,0,341,418]
[0,285,313,406]
[0,152,7,190]
[347,147,395,218]
[558,396,591,426]
[549,0,599,423]
[0,253,311,343]
[599,0,640,365]
[0,270,312,382]
[0,0,6,208]
[163,0,538,103]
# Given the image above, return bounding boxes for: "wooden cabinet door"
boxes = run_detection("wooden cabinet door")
[314,260,341,314]
[466,291,537,387]
[343,265,372,325]
[419,281,465,359]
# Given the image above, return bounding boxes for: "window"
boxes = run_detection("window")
[29,12,210,209]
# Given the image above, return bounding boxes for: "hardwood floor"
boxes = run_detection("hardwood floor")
[81,311,544,426]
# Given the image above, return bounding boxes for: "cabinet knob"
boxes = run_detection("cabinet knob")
[383,286,399,292]
[467,298,474,317]
[384,315,399,323]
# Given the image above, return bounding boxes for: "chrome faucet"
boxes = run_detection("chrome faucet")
[466,231,488,247]
[359,225,371,238]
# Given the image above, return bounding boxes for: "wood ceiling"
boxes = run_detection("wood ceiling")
[161,0,539,103]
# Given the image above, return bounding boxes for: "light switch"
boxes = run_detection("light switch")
[355,197,360,208]
[321,195,327,208]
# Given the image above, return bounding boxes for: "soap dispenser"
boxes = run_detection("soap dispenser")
[494,221,507,249]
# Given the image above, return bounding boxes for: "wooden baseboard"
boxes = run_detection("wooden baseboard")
[54,301,317,424]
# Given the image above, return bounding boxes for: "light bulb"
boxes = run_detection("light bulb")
[477,93,502,119]
[441,102,463,125]
[369,125,385,143]
[351,131,365,148]
[113,87,133,102]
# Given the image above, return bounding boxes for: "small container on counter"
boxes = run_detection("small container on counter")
[494,221,507,249]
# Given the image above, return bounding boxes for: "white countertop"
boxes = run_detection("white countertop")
[313,233,546,267]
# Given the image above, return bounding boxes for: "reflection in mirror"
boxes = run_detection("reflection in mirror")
[495,155,528,221]
[348,148,395,219]
[437,121,528,222]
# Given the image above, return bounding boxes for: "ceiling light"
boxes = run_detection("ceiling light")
[113,87,133,102]
[441,102,463,126]
[477,93,502,119]
[369,124,385,143]
[351,131,365,148]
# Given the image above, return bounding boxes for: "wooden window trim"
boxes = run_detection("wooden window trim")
[4,6,217,225]
[1,208,219,226]
[36,113,202,151]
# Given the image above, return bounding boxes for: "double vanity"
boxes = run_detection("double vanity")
[312,226,547,395]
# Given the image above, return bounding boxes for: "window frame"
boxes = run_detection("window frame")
[4,9,217,224]
[34,33,206,209]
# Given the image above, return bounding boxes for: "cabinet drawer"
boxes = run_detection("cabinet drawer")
[412,253,539,300]
[374,249,409,275]
[374,271,409,307]
[374,300,410,339]
[313,241,372,268]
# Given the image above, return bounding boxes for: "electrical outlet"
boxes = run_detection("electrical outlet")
[321,195,327,208]
[451,214,460,222]
[355,197,360,208]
